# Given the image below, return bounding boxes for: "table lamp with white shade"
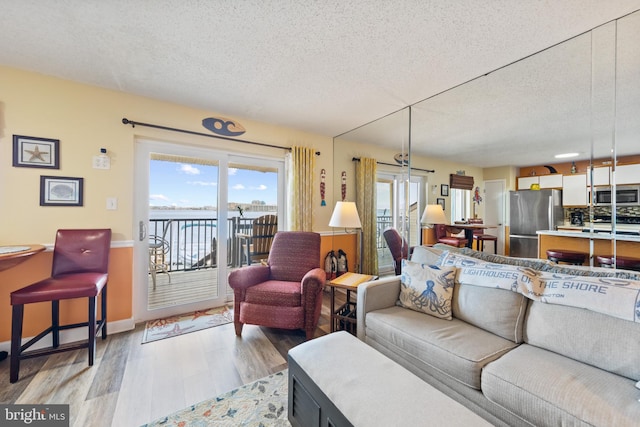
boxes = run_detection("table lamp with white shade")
[329,201,363,273]
[421,204,447,227]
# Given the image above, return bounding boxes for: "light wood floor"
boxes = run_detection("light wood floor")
[0,290,345,427]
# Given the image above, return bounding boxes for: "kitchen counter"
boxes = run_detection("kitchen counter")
[536,230,640,263]
[537,229,640,242]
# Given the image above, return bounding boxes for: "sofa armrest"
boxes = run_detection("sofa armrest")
[228,264,271,291]
[357,276,401,339]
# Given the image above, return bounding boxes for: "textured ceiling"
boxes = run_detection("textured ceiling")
[1,1,640,167]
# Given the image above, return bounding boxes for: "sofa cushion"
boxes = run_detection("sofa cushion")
[398,260,456,320]
[437,252,529,343]
[447,252,640,325]
[452,283,528,343]
[364,306,518,390]
[482,344,640,427]
[450,245,640,280]
[540,260,640,280]
[409,245,444,265]
[525,300,640,381]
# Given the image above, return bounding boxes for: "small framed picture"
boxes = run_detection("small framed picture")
[437,198,445,211]
[40,176,84,206]
[13,135,60,169]
[440,184,449,197]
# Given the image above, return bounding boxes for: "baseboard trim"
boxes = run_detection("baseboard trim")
[0,317,135,354]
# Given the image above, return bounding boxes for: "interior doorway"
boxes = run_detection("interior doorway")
[483,179,506,255]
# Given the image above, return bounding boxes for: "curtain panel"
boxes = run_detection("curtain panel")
[356,157,378,275]
[289,146,316,231]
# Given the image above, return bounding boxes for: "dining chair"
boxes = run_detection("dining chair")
[382,228,413,275]
[468,218,498,254]
[434,224,468,248]
[9,229,111,383]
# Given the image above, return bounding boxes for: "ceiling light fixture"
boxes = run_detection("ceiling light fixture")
[554,152,579,159]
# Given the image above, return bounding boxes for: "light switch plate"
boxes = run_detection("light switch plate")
[106,198,117,210]
[93,155,111,169]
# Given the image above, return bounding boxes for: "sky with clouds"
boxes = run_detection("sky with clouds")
[149,160,277,208]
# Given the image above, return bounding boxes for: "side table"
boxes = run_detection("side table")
[326,272,376,334]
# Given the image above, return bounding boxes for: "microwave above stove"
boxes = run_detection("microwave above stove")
[593,186,640,206]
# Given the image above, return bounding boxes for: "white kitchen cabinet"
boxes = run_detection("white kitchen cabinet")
[539,174,563,188]
[562,174,587,206]
[615,164,640,185]
[517,176,539,190]
[587,166,611,186]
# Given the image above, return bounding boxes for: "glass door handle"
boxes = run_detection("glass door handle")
[139,221,147,241]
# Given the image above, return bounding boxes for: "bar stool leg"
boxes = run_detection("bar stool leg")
[10,304,24,383]
[88,296,97,366]
[52,300,60,348]
[101,286,107,339]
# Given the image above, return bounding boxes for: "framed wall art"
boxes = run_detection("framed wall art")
[13,135,60,169]
[40,176,84,206]
[437,198,445,211]
[440,184,449,197]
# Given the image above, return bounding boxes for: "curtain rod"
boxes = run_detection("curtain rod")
[352,157,434,173]
[122,118,320,155]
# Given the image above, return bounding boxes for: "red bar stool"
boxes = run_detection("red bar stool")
[595,255,640,272]
[474,233,498,254]
[467,218,498,254]
[9,229,111,383]
[546,249,587,265]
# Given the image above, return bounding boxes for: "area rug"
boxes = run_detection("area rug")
[142,305,233,344]
[141,370,290,426]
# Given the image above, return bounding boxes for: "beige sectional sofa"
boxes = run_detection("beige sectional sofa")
[357,244,640,427]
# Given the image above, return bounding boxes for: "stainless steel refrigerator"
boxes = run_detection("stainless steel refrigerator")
[509,189,563,258]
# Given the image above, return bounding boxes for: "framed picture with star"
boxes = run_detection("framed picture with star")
[12,135,60,169]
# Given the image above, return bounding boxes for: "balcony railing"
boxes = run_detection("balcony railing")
[149,217,257,272]
[149,215,398,273]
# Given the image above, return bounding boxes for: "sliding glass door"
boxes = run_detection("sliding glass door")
[134,141,227,320]
[377,173,425,274]
[133,141,284,321]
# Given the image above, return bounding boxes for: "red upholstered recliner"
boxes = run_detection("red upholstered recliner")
[383,228,413,275]
[10,229,111,383]
[434,224,468,247]
[228,231,326,340]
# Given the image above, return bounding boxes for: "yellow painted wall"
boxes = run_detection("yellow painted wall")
[0,65,334,342]
[0,65,334,242]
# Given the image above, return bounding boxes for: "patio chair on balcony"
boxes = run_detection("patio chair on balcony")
[149,220,172,290]
[239,214,278,266]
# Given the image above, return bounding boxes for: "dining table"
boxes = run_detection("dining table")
[0,244,46,361]
[446,223,496,249]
